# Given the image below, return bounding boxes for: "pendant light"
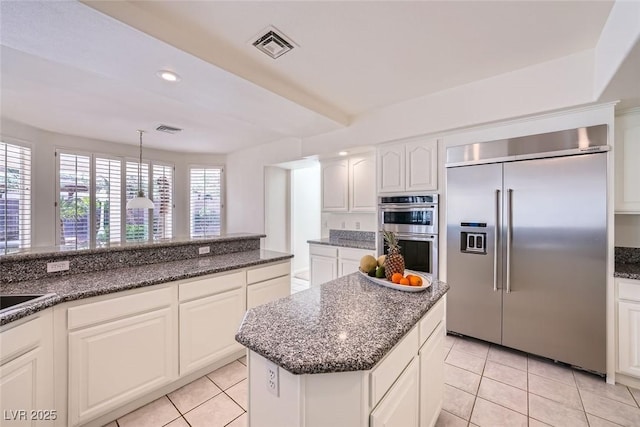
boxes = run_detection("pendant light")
[126,130,155,209]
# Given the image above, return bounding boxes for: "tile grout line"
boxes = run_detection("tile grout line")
[571,369,591,427]
[164,395,187,426]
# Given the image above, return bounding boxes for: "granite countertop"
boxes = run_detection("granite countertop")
[0,249,292,326]
[614,262,640,280]
[307,238,376,251]
[235,273,448,375]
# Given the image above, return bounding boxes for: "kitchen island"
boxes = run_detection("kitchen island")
[236,272,449,427]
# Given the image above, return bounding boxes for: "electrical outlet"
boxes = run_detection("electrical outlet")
[341,221,346,229]
[355,222,361,230]
[47,260,69,273]
[198,246,210,255]
[266,361,279,397]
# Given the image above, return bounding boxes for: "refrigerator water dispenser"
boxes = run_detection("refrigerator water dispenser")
[460,222,487,254]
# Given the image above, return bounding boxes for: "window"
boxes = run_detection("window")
[0,142,31,253]
[56,151,173,246]
[190,167,223,238]
[152,164,173,240]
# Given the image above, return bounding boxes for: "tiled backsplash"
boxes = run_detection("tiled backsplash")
[328,229,376,242]
[615,246,640,264]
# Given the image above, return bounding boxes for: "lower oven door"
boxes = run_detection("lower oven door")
[379,232,438,279]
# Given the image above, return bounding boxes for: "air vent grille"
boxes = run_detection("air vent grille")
[156,125,182,134]
[252,26,296,59]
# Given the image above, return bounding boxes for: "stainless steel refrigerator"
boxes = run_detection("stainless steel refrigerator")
[445,125,608,374]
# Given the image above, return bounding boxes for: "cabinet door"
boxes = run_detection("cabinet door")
[310,255,337,286]
[370,357,419,427]
[338,259,361,277]
[180,287,245,375]
[618,301,640,377]
[248,276,291,309]
[419,323,445,427]
[68,307,176,426]
[615,111,640,213]
[349,156,376,212]
[378,145,405,193]
[406,139,437,192]
[321,160,349,212]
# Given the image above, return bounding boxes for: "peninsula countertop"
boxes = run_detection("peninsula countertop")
[235,272,448,375]
[0,249,292,326]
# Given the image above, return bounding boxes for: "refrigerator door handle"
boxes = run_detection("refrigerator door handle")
[494,189,500,292]
[506,188,513,293]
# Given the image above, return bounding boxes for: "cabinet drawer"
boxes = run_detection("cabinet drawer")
[0,314,43,363]
[68,287,173,330]
[247,262,290,284]
[619,280,640,302]
[180,271,245,302]
[419,298,445,347]
[310,245,338,257]
[339,247,374,261]
[370,325,419,408]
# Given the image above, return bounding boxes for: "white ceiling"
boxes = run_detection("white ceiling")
[0,0,618,154]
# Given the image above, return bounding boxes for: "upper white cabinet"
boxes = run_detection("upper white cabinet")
[615,109,640,213]
[321,159,349,212]
[378,139,438,194]
[322,154,376,212]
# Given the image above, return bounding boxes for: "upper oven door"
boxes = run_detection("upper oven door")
[379,204,438,234]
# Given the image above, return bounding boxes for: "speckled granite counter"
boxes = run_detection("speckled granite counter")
[307,237,376,251]
[235,273,448,374]
[0,249,292,326]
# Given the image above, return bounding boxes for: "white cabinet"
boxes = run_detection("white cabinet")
[310,245,375,286]
[179,271,246,375]
[0,310,54,427]
[67,287,177,426]
[247,262,291,309]
[615,109,640,213]
[378,139,438,194]
[322,155,376,212]
[370,357,420,427]
[310,245,338,286]
[349,156,376,211]
[617,278,640,378]
[419,323,445,427]
[321,159,349,212]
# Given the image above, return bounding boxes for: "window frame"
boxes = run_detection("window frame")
[188,164,225,238]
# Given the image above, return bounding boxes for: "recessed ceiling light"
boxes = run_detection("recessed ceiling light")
[157,70,181,82]
[338,151,348,156]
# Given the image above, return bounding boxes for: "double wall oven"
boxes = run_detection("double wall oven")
[378,194,438,279]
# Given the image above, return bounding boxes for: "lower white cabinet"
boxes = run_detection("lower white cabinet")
[370,357,420,427]
[0,310,54,427]
[617,278,640,378]
[310,244,375,286]
[419,323,445,427]
[67,287,178,426]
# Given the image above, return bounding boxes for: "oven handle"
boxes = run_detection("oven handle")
[379,204,437,211]
[388,233,437,242]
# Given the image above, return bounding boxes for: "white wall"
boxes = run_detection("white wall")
[1,118,225,247]
[291,165,321,273]
[615,215,640,248]
[321,213,376,237]
[263,166,290,252]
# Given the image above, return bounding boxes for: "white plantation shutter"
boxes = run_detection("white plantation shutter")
[190,167,222,238]
[0,142,31,253]
[58,153,91,248]
[152,164,173,239]
[95,157,122,244]
[125,161,150,242]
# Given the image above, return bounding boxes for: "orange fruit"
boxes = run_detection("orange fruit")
[399,277,410,286]
[409,276,423,287]
[391,272,403,284]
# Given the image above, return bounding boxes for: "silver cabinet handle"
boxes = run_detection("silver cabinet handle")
[494,189,500,292]
[506,189,513,293]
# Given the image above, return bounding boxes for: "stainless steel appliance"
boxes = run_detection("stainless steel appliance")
[446,125,608,373]
[379,195,438,279]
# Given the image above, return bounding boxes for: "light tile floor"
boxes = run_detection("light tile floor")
[105,335,640,427]
[437,334,640,427]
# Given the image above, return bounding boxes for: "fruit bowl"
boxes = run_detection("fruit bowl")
[358,269,432,292]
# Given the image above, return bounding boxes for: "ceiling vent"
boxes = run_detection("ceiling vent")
[156,124,182,134]
[252,26,296,59]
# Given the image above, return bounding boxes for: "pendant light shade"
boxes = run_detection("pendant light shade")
[126,130,154,210]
